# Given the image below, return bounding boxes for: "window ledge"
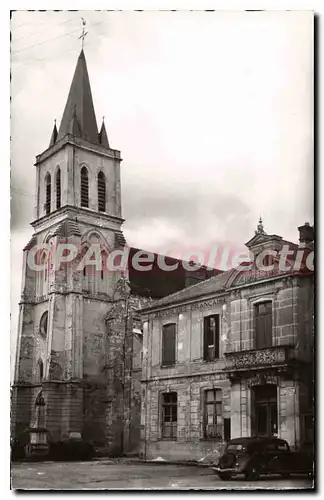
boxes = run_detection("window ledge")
[160,364,176,369]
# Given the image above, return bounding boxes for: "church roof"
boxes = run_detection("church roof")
[57,49,99,144]
[98,120,110,148]
[49,121,58,147]
[137,266,233,305]
[23,234,37,251]
[127,248,221,300]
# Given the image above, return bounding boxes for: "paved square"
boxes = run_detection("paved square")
[11,461,314,490]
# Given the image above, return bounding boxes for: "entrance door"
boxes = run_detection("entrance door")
[253,385,278,437]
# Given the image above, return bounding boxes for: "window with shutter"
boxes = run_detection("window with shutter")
[98,171,106,212]
[56,168,61,209]
[162,392,177,439]
[80,166,89,208]
[45,173,51,215]
[255,302,272,348]
[162,323,176,365]
[203,315,220,361]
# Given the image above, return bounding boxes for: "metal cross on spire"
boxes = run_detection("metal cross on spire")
[78,17,88,49]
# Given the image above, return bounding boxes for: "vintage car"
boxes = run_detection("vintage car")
[212,437,313,480]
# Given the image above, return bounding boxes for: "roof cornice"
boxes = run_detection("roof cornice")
[35,134,121,165]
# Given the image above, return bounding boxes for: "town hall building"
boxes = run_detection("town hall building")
[139,221,314,461]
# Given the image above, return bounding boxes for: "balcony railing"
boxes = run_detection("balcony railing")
[224,345,297,372]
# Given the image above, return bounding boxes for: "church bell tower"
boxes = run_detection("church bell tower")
[12,49,129,453]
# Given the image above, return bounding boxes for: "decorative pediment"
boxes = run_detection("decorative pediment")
[245,218,283,249]
[245,233,273,248]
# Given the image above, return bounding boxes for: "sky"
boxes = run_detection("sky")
[10,10,314,372]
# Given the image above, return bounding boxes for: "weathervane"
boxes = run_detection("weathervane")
[78,17,88,49]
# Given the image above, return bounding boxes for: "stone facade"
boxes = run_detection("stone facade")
[140,292,231,461]
[139,227,314,461]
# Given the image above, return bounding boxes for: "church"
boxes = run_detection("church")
[11,49,219,457]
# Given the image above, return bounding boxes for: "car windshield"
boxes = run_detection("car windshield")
[227,443,246,452]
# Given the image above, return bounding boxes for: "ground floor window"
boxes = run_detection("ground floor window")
[204,389,223,439]
[161,392,177,439]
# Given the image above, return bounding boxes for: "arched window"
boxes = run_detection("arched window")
[56,168,61,209]
[38,251,48,297]
[101,250,108,280]
[45,173,51,215]
[80,245,88,277]
[80,166,89,208]
[98,171,106,212]
[40,311,48,338]
[40,252,47,282]
[37,359,44,381]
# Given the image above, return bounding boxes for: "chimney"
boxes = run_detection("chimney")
[298,222,314,245]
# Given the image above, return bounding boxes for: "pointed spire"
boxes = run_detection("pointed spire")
[98,117,110,148]
[255,216,266,235]
[49,119,58,147]
[68,105,82,137]
[57,49,99,144]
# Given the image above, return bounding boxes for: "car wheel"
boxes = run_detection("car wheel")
[218,473,232,481]
[245,467,260,481]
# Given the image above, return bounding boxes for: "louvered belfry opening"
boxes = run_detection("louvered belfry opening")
[80,166,89,208]
[56,168,61,209]
[98,171,106,212]
[45,173,51,215]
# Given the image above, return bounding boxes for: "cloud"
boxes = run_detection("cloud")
[122,177,253,248]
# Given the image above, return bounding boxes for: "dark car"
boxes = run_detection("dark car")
[213,437,313,480]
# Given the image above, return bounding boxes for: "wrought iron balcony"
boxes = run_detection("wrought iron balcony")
[224,345,297,373]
